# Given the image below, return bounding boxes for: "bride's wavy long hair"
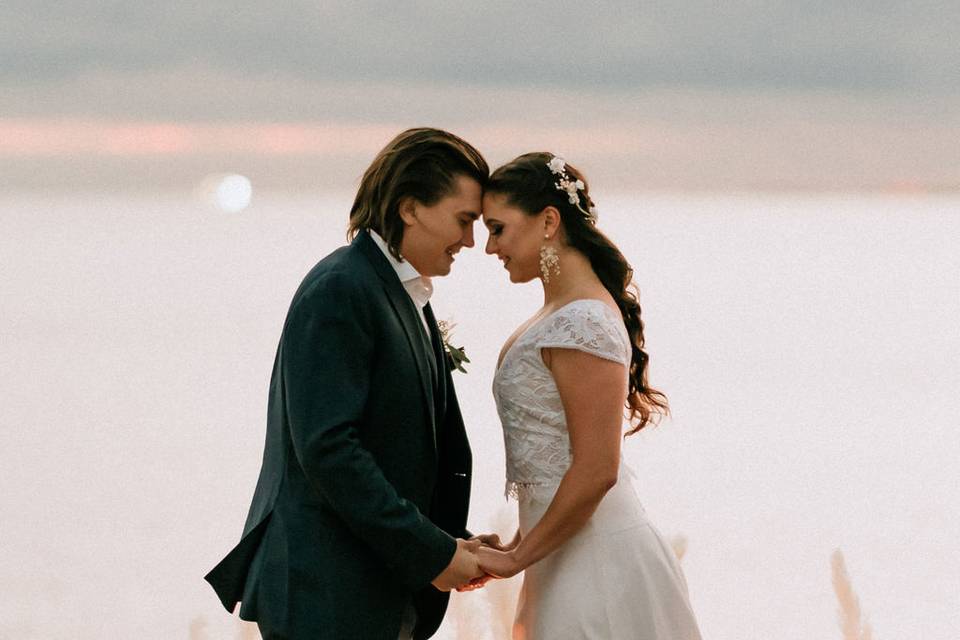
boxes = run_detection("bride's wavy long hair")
[487,152,668,435]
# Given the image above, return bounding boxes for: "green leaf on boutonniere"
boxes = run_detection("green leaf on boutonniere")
[446,344,470,373]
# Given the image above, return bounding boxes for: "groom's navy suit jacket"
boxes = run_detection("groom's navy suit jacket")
[205,232,472,639]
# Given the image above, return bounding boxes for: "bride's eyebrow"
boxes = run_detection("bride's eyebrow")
[483,217,501,228]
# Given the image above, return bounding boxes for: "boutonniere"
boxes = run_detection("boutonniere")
[437,319,470,373]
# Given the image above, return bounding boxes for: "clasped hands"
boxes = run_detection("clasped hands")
[430,534,522,593]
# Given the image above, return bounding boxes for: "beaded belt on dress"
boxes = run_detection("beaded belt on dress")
[505,479,562,501]
[505,464,637,502]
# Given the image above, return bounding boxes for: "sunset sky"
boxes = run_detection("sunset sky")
[3,1,959,191]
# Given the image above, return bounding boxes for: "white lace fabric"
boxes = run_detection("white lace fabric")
[493,299,631,501]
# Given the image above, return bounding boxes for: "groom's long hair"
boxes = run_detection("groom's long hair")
[487,152,669,436]
[348,128,489,261]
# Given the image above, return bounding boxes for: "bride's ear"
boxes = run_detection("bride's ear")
[541,206,561,237]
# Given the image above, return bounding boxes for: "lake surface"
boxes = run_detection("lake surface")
[1,191,958,639]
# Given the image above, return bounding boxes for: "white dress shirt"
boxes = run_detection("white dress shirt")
[369,230,433,334]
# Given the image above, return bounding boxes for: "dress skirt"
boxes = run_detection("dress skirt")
[513,472,702,640]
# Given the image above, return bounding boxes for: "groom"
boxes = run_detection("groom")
[205,128,490,639]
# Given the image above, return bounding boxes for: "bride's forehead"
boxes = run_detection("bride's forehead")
[482,190,511,205]
[482,196,525,217]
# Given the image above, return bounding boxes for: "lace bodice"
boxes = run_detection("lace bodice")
[493,299,631,500]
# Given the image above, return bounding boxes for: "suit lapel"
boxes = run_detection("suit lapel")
[423,303,447,422]
[355,233,438,451]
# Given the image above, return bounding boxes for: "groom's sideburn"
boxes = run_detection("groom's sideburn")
[205,231,472,640]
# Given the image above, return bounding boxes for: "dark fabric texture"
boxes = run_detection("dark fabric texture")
[204,232,472,640]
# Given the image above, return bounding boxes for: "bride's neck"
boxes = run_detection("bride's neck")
[541,248,598,305]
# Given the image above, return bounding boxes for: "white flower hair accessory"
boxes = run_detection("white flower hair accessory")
[546,155,598,224]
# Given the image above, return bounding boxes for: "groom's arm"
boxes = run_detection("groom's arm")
[282,272,456,590]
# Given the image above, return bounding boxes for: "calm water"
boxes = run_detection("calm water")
[2,191,958,639]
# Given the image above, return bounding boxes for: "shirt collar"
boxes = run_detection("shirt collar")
[369,230,433,308]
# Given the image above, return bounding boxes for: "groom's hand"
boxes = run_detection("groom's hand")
[453,532,504,592]
[455,572,495,592]
[431,538,483,592]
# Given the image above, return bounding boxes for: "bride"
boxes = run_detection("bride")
[474,153,702,639]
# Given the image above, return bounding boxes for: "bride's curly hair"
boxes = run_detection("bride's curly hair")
[487,152,668,435]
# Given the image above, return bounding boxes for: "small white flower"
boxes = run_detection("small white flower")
[575,179,584,190]
[556,179,575,203]
[547,157,567,175]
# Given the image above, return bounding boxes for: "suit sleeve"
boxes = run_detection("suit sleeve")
[281,273,456,590]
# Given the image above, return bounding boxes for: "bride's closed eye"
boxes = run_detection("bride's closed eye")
[487,224,503,236]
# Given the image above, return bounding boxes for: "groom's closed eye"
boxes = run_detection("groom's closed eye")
[459,211,480,227]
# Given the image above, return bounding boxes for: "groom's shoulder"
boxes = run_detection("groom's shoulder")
[290,242,377,307]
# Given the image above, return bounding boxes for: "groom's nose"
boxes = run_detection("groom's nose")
[461,223,475,248]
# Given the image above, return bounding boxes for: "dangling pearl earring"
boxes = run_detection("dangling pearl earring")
[539,234,560,283]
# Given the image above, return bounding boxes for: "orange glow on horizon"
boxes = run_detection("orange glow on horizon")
[2,118,955,192]
[0,119,407,157]
[0,118,664,158]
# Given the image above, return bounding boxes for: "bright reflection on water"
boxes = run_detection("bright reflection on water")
[215,174,252,213]
[197,173,253,212]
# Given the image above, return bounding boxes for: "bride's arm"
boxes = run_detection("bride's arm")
[504,528,521,551]
[478,348,626,578]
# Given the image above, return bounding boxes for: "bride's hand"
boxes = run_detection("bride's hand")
[469,532,506,551]
[477,545,522,579]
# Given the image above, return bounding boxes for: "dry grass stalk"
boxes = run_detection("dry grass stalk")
[670,535,688,562]
[236,618,260,640]
[449,587,490,640]
[484,507,523,639]
[831,549,874,640]
[188,615,207,640]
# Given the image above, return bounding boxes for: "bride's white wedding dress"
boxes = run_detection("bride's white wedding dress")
[493,299,702,640]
